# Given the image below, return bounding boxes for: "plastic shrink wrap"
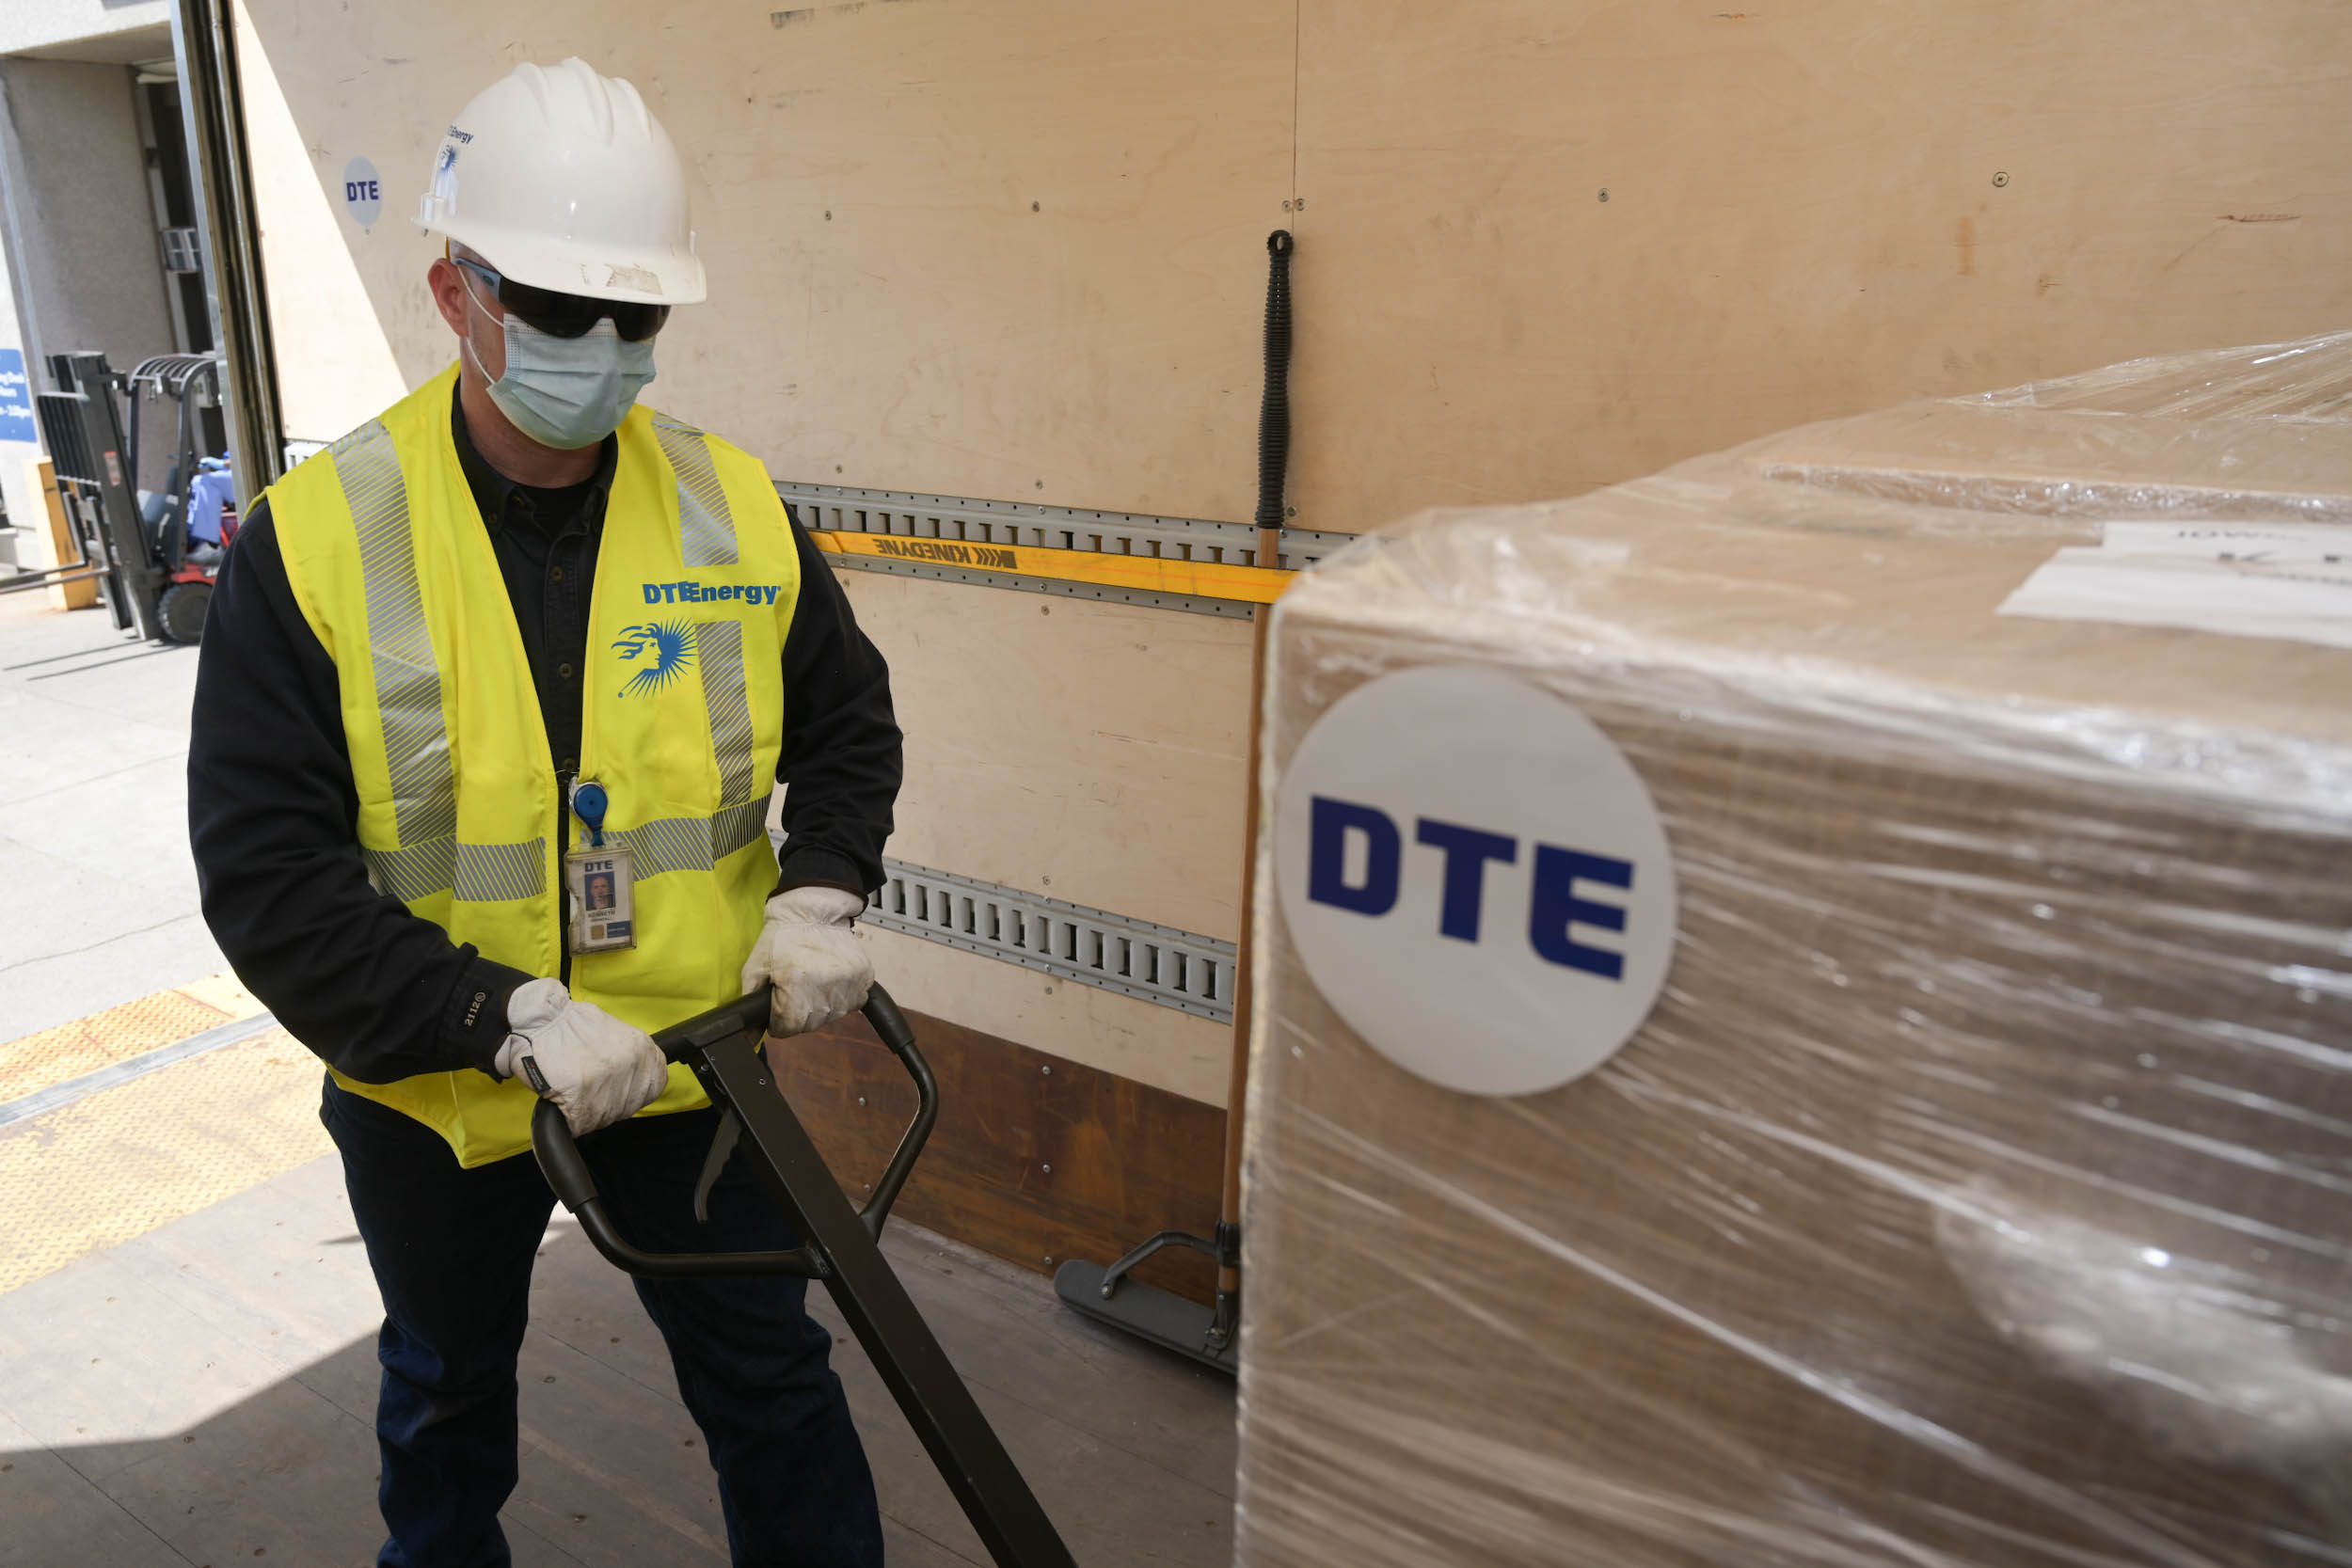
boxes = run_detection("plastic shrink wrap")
[1236,332,2352,1567]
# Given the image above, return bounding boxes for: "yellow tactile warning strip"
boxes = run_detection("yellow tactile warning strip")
[172,971,264,1020]
[0,1025,331,1296]
[0,974,266,1104]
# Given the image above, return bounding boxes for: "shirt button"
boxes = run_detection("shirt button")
[559,663,575,680]
[549,566,564,581]
[560,755,578,772]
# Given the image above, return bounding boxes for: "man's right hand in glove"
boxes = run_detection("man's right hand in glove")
[493,977,669,1136]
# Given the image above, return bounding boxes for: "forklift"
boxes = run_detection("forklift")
[0,349,233,643]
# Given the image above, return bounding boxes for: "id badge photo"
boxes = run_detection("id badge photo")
[566,844,638,953]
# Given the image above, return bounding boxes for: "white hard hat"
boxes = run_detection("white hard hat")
[416,57,706,306]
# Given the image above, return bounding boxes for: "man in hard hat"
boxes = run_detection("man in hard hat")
[188,58,895,1566]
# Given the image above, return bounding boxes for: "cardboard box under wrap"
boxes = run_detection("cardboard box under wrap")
[1236,333,2352,1567]
[1742,328,2352,525]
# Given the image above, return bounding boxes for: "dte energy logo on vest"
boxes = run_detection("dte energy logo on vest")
[642,579,785,607]
[1273,666,1677,1096]
[612,623,695,696]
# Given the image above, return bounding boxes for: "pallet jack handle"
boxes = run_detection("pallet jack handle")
[532,985,1080,1567]
[531,983,938,1278]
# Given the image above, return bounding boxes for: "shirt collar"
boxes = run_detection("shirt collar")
[448,380,618,534]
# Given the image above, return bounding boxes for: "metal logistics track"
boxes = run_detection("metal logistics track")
[866,859,1238,1025]
[781,482,1352,618]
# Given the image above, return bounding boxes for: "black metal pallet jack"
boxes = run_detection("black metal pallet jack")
[531,984,1077,1568]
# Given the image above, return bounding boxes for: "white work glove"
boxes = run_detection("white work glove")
[740,885,873,1037]
[494,977,670,1136]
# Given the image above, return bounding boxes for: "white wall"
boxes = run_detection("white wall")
[0,198,45,543]
[0,2,172,62]
[0,57,182,490]
[230,0,405,443]
[0,4,176,527]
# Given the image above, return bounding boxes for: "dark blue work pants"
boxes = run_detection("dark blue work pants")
[322,1077,883,1568]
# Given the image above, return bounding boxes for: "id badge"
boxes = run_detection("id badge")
[566,844,638,952]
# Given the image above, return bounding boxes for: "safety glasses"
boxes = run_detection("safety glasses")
[452,255,670,342]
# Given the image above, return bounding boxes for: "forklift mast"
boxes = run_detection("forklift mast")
[32,352,167,641]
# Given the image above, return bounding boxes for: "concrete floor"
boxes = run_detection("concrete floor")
[0,592,225,1044]
[0,1158,1237,1566]
[0,592,1238,1566]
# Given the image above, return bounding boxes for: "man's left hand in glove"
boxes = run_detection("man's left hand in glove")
[740,885,873,1037]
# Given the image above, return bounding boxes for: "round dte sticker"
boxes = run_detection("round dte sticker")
[1272,666,1677,1096]
[342,157,384,228]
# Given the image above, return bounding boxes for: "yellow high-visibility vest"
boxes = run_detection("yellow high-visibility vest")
[268,364,803,1166]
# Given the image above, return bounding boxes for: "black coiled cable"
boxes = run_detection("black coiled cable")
[1254,230,1295,539]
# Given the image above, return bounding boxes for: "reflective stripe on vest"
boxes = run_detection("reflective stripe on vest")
[335,420,548,904]
[653,416,738,567]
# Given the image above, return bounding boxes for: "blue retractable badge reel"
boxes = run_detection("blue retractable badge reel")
[573,780,609,847]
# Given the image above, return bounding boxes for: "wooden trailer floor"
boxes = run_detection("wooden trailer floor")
[0,1138,1236,1566]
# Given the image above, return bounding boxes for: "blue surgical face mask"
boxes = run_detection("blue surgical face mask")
[463,278,656,450]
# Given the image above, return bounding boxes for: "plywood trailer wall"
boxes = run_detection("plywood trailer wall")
[232,0,2352,1195]
[1290,0,2352,517]
[839,577,1250,1108]
[851,578,1254,943]
[235,0,1285,1115]
[237,0,1295,521]
[238,0,2352,528]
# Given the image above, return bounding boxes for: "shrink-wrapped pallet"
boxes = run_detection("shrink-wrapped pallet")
[1237,333,2352,1567]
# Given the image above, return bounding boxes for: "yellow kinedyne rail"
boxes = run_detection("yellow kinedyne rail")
[807,528,1295,606]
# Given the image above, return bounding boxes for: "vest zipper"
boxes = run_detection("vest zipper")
[556,768,575,986]
[571,488,609,994]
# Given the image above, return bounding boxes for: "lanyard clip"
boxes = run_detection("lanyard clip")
[571,779,610,848]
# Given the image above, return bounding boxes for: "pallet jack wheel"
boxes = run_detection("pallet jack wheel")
[159,580,212,644]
